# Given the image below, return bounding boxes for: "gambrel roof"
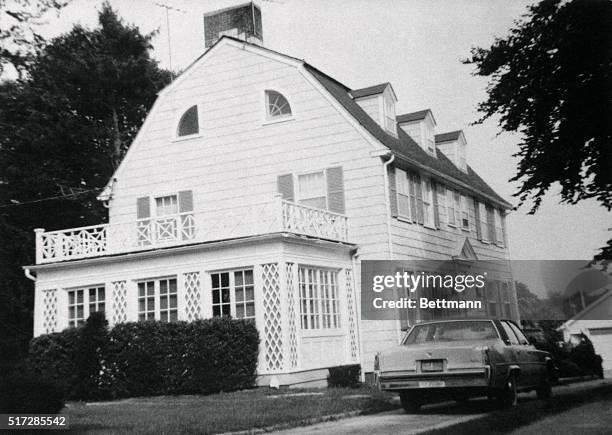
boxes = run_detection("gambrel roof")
[104,36,511,209]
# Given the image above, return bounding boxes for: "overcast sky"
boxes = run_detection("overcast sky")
[33,0,611,264]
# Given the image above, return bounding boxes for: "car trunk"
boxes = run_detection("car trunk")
[381,340,500,372]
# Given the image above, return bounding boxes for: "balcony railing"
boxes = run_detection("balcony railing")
[34,196,349,264]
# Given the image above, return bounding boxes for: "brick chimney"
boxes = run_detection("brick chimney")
[203,2,263,48]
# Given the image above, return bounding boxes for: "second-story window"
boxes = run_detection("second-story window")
[460,194,470,231]
[155,195,179,241]
[177,105,199,137]
[265,90,292,119]
[298,171,326,209]
[396,169,411,218]
[422,179,435,228]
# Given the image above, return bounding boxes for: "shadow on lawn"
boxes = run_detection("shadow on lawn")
[425,384,612,435]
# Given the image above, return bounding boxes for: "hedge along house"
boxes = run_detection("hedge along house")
[25,3,517,386]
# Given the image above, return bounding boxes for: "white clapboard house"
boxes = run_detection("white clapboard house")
[26,3,518,386]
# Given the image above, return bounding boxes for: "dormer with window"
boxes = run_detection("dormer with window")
[350,83,398,137]
[435,130,467,172]
[396,109,437,156]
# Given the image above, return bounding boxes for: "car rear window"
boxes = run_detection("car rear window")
[403,321,499,344]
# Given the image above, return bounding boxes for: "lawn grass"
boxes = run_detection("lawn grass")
[63,385,398,434]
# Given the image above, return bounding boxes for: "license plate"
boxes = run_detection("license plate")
[418,381,445,388]
[421,360,444,371]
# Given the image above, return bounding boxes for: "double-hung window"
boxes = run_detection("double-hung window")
[154,195,179,242]
[396,169,411,218]
[68,286,105,327]
[447,188,457,227]
[494,209,505,246]
[211,269,255,320]
[479,202,489,242]
[298,171,327,209]
[422,179,435,228]
[138,277,178,322]
[298,266,340,330]
[460,194,470,231]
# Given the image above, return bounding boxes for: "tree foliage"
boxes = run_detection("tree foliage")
[0,0,70,76]
[0,2,170,363]
[465,0,612,260]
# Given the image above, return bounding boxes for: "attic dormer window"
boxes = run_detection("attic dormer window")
[177,105,199,137]
[265,90,292,119]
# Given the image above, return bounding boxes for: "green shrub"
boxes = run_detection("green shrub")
[0,363,64,413]
[28,328,80,397]
[29,316,259,400]
[327,364,361,388]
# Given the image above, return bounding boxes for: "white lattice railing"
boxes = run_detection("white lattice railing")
[35,196,349,264]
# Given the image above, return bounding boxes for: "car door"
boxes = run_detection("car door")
[498,320,530,387]
[508,321,545,386]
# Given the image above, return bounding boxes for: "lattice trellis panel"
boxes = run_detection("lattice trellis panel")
[111,281,127,325]
[184,272,202,321]
[42,289,58,334]
[262,263,283,371]
[345,269,359,362]
[285,263,298,369]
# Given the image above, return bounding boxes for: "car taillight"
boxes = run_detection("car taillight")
[483,348,490,365]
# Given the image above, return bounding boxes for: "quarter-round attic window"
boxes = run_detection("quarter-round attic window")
[265,90,292,119]
[177,105,199,137]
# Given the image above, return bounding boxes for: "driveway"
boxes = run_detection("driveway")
[274,378,612,435]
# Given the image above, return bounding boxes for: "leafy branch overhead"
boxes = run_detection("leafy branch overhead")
[0,0,71,76]
[465,0,612,214]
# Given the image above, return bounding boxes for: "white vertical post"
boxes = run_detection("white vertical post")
[125,280,138,322]
[291,262,301,370]
[253,264,266,374]
[338,268,350,365]
[34,228,45,264]
[278,260,291,372]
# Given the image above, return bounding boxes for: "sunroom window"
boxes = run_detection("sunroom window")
[210,269,255,320]
[265,90,292,119]
[177,105,199,137]
[137,277,178,322]
[68,286,105,327]
[298,267,340,330]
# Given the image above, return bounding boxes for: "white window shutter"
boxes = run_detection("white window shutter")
[326,166,346,214]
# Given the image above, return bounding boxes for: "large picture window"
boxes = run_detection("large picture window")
[210,269,255,320]
[298,266,340,330]
[68,286,105,327]
[137,277,177,322]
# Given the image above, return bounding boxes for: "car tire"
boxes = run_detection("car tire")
[498,374,518,408]
[400,392,421,413]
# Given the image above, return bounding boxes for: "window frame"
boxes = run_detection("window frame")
[446,188,457,227]
[422,178,435,229]
[137,276,178,322]
[210,268,255,320]
[263,89,294,124]
[174,104,201,141]
[296,169,328,210]
[67,285,106,327]
[396,168,412,220]
[479,202,490,243]
[298,266,341,335]
[460,194,470,231]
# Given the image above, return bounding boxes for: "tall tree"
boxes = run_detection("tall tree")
[0,2,170,363]
[464,0,612,261]
[0,0,70,77]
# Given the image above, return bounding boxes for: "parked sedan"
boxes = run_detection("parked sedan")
[374,319,555,412]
